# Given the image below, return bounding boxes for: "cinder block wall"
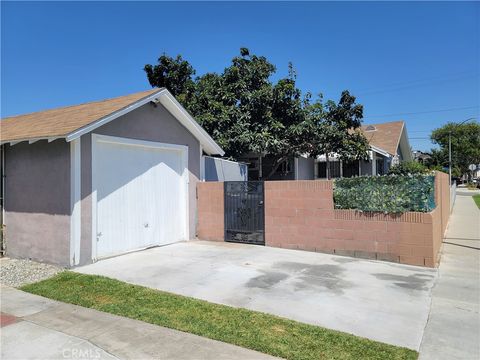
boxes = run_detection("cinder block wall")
[264,181,440,266]
[432,171,450,264]
[196,182,224,241]
[265,181,334,251]
[196,171,450,267]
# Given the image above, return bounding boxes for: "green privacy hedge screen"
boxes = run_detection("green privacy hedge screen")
[333,174,435,213]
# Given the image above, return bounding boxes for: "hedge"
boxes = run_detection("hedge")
[333,174,435,213]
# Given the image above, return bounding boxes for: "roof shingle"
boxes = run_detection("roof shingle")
[1,89,160,142]
[361,120,405,156]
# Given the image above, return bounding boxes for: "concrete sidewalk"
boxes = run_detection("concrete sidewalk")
[0,286,277,360]
[419,191,480,359]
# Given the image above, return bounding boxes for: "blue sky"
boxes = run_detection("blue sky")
[1,1,479,151]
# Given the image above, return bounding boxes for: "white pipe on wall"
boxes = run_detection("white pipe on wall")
[1,145,5,253]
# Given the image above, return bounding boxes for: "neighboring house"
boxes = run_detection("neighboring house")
[471,164,480,180]
[243,120,412,180]
[413,150,432,164]
[241,153,315,181]
[0,88,224,266]
[203,156,248,181]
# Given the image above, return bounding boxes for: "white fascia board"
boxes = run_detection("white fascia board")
[65,88,225,157]
[159,92,225,156]
[316,153,341,161]
[70,138,81,266]
[315,146,390,161]
[370,145,392,158]
[66,89,168,142]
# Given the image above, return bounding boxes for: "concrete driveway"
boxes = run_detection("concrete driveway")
[76,241,437,350]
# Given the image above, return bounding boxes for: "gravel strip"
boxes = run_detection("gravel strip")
[0,258,64,287]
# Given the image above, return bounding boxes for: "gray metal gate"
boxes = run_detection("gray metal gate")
[224,181,265,245]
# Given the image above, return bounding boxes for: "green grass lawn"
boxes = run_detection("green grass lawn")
[21,272,417,360]
[473,194,480,209]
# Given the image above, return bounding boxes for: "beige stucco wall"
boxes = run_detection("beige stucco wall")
[78,102,201,264]
[4,141,71,266]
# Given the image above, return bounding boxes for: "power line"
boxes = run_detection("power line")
[356,71,478,96]
[358,76,474,96]
[366,105,479,118]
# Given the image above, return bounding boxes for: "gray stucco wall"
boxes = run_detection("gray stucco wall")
[79,102,201,264]
[204,156,248,181]
[296,157,314,180]
[4,141,71,266]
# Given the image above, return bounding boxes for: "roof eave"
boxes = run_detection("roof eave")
[370,145,393,158]
[158,91,224,156]
[1,136,65,146]
[65,89,168,143]
[63,88,224,156]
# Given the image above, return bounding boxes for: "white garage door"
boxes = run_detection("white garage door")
[92,134,188,259]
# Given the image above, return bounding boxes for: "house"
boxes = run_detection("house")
[0,88,224,266]
[240,153,315,181]
[243,120,412,180]
[315,120,413,178]
[413,150,432,164]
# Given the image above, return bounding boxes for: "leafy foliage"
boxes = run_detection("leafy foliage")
[429,121,480,176]
[144,49,368,178]
[334,175,435,213]
[388,160,428,175]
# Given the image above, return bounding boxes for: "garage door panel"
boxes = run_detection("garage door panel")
[93,136,187,259]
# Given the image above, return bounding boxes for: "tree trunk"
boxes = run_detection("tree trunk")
[265,156,288,180]
[325,153,330,180]
[258,155,263,180]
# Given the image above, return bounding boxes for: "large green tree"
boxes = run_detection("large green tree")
[430,121,480,177]
[144,48,368,179]
[303,91,369,178]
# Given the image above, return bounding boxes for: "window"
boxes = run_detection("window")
[317,161,341,178]
[342,160,359,178]
[277,159,292,174]
[376,158,385,175]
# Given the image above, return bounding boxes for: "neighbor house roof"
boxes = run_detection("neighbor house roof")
[1,88,224,155]
[360,120,405,156]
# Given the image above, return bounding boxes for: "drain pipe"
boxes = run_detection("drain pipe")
[1,144,5,255]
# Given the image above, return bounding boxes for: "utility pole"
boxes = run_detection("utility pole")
[448,132,452,186]
[448,118,476,186]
